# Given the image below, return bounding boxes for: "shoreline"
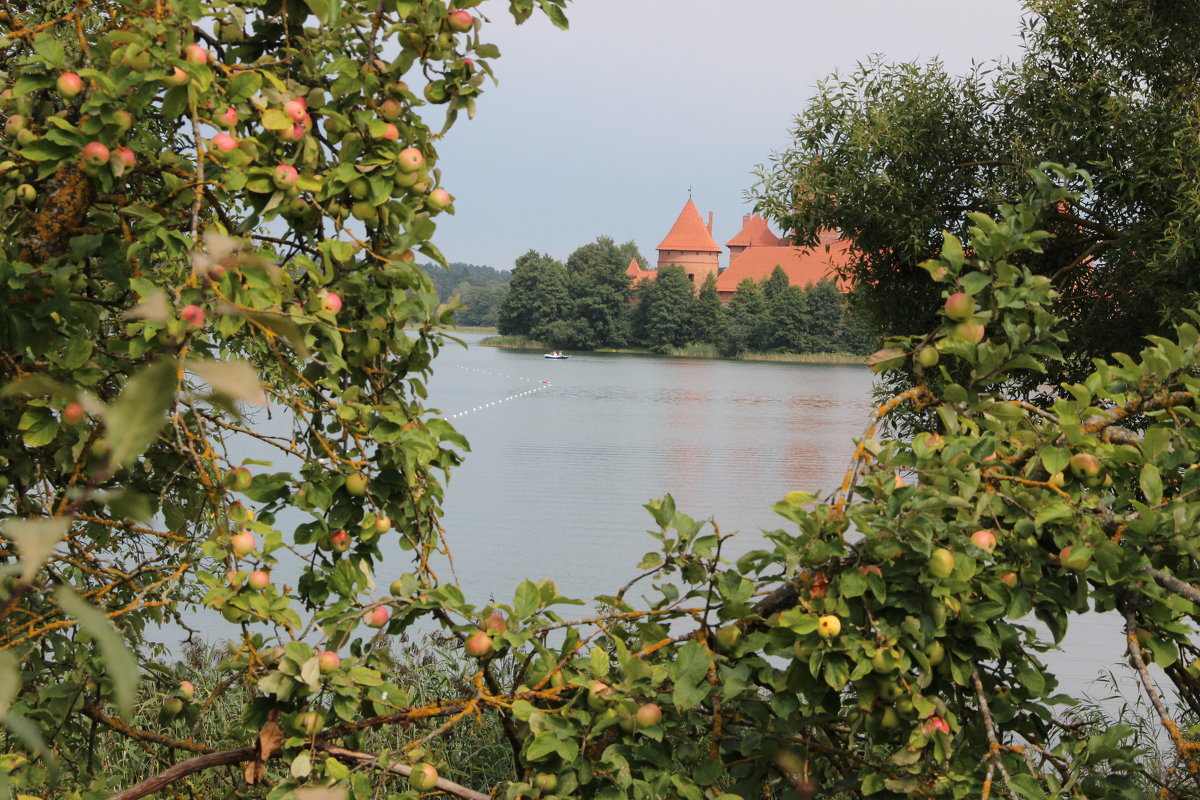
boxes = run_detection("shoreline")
[476,335,866,365]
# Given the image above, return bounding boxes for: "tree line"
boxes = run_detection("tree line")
[496,236,875,355]
[421,261,510,327]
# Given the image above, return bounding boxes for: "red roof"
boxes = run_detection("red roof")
[626,257,656,281]
[657,199,721,253]
[716,231,851,293]
[725,214,784,248]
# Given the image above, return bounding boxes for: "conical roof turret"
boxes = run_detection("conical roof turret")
[657,199,721,253]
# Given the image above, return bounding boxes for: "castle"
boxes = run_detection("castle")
[625,197,851,302]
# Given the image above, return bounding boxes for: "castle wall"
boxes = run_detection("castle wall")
[656,250,720,284]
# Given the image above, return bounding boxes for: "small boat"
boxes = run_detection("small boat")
[544,353,569,359]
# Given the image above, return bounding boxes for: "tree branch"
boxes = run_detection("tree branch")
[105,747,256,800]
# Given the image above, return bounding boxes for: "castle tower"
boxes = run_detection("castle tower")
[656,198,721,284]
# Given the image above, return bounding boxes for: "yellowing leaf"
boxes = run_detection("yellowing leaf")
[2,518,69,582]
[187,359,268,406]
[55,586,139,717]
[123,289,170,323]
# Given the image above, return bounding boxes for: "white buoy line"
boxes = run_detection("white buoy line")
[446,364,553,420]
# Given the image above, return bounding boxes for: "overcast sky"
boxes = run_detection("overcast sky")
[428,0,1027,271]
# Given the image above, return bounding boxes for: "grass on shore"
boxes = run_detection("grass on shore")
[479,335,866,365]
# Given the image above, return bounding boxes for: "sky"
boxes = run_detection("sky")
[429,0,1028,272]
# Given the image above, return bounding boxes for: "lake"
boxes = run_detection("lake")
[214,332,1140,707]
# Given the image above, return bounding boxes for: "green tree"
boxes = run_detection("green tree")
[497,250,571,336]
[641,264,695,353]
[720,277,770,356]
[804,279,846,351]
[455,282,507,327]
[565,235,635,348]
[762,264,790,302]
[767,284,811,352]
[753,0,1200,384]
[692,271,724,345]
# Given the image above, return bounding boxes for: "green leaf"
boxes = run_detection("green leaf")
[939,231,964,269]
[55,585,139,717]
[104,358,178,469]
[227,71,262,102]
[1140,463,1163,505]
[513,579,539,618]
[525,730,560,761]
[541,1,569,29]
[2,517,70,582]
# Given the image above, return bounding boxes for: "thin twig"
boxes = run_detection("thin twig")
[972,665,1015,794]
[321,745,490,800]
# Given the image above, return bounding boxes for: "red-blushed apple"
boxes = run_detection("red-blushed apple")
[999,571,1019,588]
[163,66,189,87]
[364,605,390,627]
[57,72,84,98]
[178,680,195,699]
[447,10,473,31]
[397,249,416,263]
[929,547,955,578]
[212,132,238,153]
[81,141,110,168]
[944,291,973,321]
[970,529,997,552]
[180,304,206,327]
[63,401,85,423]
[227,466,253,491]
[409,763,438,792]
[397,147,425,172]
[465,629,493,657]
[272,163,299,191]
[321,290,343,314]
[113,109,134,132]
[484,611,507,633]
[5,114,26,134]
[1069,452,1102,480]
[230,530,256,557]
[374,515,391,533]
[924,716,951,734]
[378,123,399,141]
[330,529,350,552]
[317,650,340,673]
[283,98,307,123]
[635,702,662,727]
[247,569,271,590]
[218,106,239,128]
[184,44,208,64]
[278,122,304,142]
[426,187,452,212]
[816,614,841,639]
[587,681,613,710]
[951,320,985,344]
[114,147,136,169]
[379,98,401,120]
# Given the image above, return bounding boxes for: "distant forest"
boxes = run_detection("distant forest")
[421,262,510,327]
